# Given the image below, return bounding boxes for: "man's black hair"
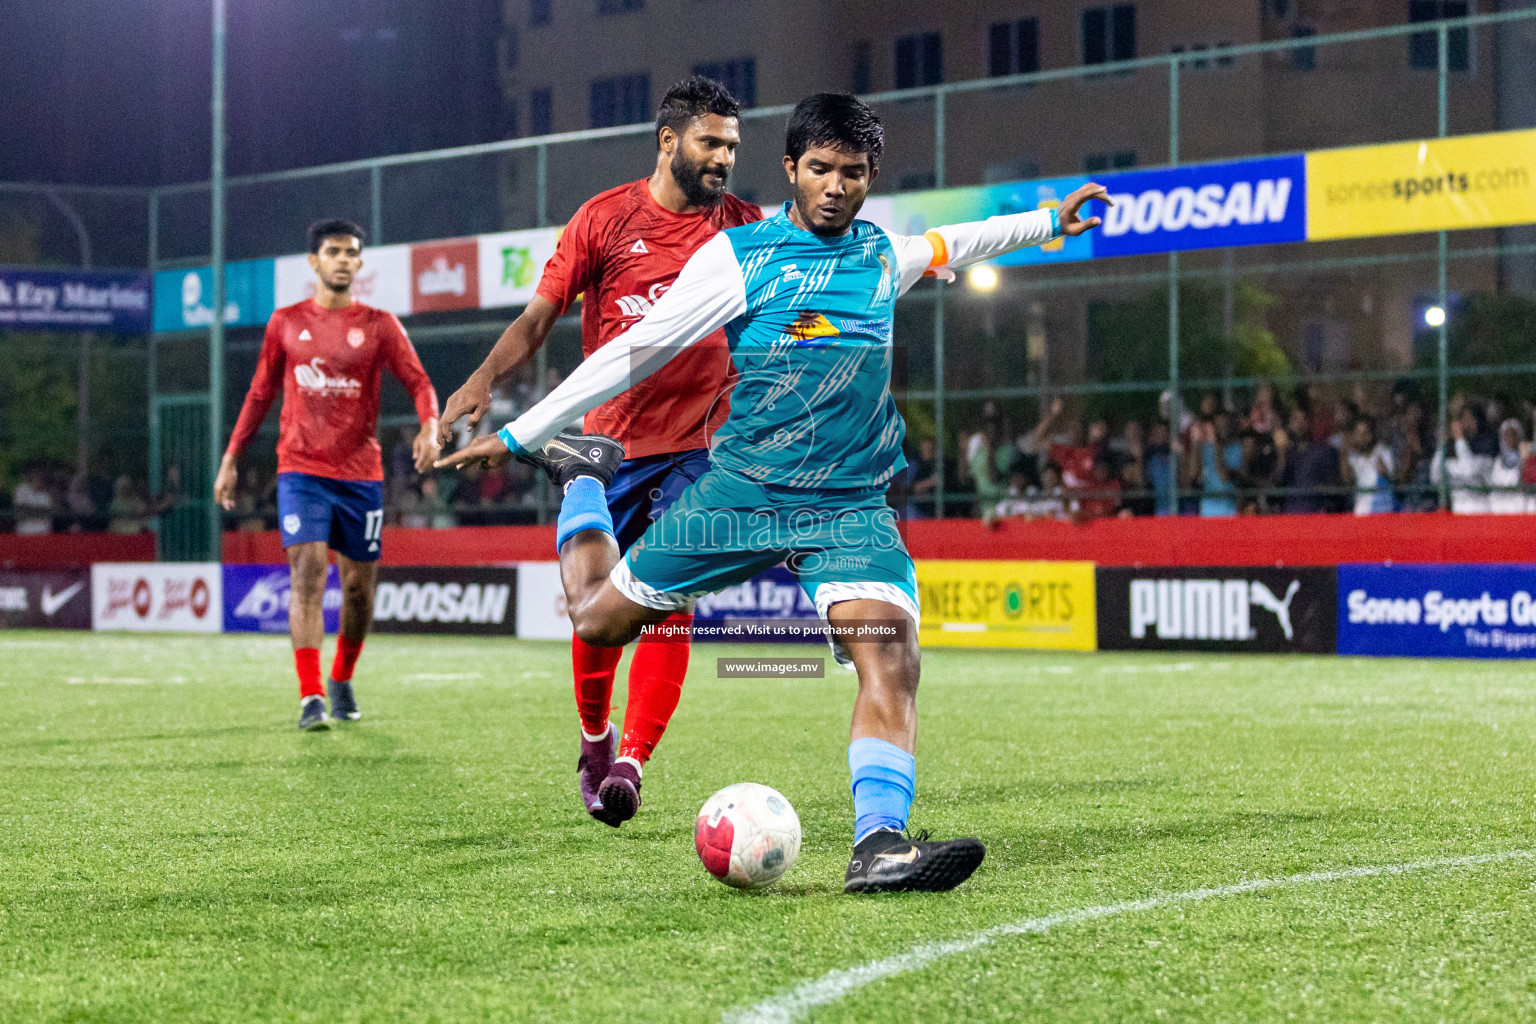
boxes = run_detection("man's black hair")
[308,219,365,254]
[784,93,885,169]
[655,76,740,148]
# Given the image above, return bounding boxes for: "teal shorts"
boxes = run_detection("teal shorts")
[611,466,919,661]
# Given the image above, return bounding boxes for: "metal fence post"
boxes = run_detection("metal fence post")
[1437,21,1451,509]
[1167,58,1182,514]
[370,163,384,244]
[535,141,551,524]
[208,0,227,562]
[932,89,947,517]
[536,142,548,231]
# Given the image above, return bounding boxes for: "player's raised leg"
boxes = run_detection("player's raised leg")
[286,539,332,731]
[830,597,986,893]
[328,553,377,722]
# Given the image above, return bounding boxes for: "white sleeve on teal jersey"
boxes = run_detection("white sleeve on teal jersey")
[498,232,748,453]
[886,208,1060,296]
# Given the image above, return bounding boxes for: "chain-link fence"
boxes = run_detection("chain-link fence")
[5,10,1536,545]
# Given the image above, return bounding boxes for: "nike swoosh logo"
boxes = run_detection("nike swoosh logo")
[41,582,84,616]
[873,848,919,865]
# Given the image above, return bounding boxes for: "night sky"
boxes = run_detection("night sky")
[0,0,505,187]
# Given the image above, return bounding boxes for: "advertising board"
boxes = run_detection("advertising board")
[371,566,516,635]
[1097,566,1336,653]
[917,560,1096,650]
[0,268,151,334]
[223,564,341,634]
[1338,563,1536,658]
[0,569,92,629]
[91,562,223,633]
[515,561,572,641]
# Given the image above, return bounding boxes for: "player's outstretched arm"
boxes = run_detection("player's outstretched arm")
[894,183,1113,290]
[437,295,562,447]
[440,233,748,468]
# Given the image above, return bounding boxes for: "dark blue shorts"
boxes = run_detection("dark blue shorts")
[606,448,712,554]
[276,472,385,563]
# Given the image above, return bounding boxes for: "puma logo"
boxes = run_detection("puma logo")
[1250,580,1301,640]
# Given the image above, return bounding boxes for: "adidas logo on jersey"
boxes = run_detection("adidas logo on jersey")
[630,239,649,254]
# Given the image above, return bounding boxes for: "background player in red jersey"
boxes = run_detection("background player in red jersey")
[216,220,440,731]
[437,77,761,824]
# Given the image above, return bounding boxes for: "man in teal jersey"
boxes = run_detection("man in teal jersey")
[440,94,1109,892]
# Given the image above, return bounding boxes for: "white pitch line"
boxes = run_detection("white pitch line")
[724,848,1534,1024]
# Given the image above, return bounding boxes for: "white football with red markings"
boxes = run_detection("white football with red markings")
[694,783,802,889]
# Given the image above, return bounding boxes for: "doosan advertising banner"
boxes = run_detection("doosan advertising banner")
[1338,564,1536,658]
[1093,154,1307,258]
[91,563,223,633]
[0,268,151,334]
[371,566,516,635]
[223,564,341,634]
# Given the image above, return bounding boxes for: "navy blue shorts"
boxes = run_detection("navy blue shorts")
[276,472,385,563]
[606,448,711,554]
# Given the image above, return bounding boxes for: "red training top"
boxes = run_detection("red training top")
[226,299,439,482]
[536,179,762,459]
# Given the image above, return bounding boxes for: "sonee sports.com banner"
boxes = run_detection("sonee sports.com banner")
[1338,563,1536,658]
[1096,566,1337,653]
[370,567,516,635]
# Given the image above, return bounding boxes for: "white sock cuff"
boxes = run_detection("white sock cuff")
[616,755,643,776]
[581,723,612,743]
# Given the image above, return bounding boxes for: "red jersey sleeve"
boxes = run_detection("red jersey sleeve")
[225,315,286,458]
[380,312,440,424]
[534,202,598,315]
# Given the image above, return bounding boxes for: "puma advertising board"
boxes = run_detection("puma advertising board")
[1096,567,1337,653]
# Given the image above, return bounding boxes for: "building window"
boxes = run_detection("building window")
[1083,150,1136,172]
[693,57,756,107]
[529,88,552,135]
[852,39,872,94]
[590,73,650,128]
[1171,40,1236,70]
[895,32,943,89]
[1289,25,1316,70]
[989,18,1040,77]
[1409,1,1470,71]
[596,0,643,13]
[1082,5,1136,66]
[530,0,551,26]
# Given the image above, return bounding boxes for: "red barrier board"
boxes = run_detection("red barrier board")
[0,532,155,569]
[222,512,1530,568]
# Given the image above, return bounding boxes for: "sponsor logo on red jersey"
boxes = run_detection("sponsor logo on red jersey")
[293,356,361,395]
[613,282,671,320]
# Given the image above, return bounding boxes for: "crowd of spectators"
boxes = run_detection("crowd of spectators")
[15,372,1536,536]
[2,464,172,536]
[938,382,1536,522]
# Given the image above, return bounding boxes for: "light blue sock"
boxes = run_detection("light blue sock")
[555,476,614,552]
[848,736,915,844]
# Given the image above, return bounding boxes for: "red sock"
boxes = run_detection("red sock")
[294,647,323,699]
[619,612,692,764]
[573,634,623,736]
[330,636,364,683]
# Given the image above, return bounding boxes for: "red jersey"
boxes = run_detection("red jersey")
[226,299,439,482]
[535,179,762,459]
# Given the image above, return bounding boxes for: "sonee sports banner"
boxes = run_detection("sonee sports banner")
[1097,566,1337,653]
[1338,563,1536,658]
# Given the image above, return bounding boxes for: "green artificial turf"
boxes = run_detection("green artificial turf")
[1,631,1534,1023]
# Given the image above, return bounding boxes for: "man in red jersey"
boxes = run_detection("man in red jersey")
[216,219,440,731]
[437,77,761,825]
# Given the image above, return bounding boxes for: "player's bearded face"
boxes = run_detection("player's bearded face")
[669,114,739,207]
